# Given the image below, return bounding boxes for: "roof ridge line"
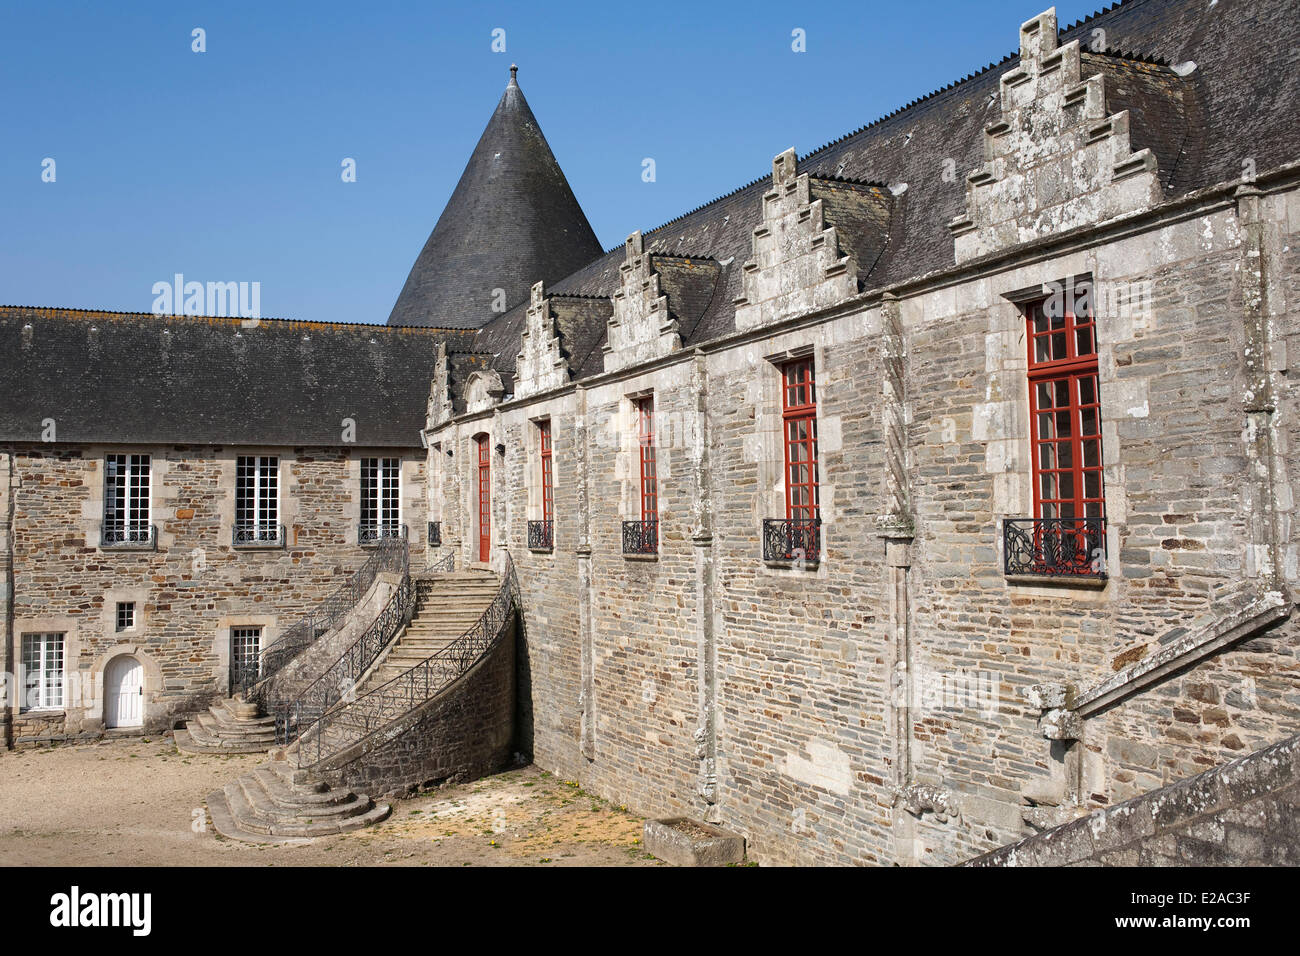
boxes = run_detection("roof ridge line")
[602,0,1153,253]
[809,173,892,189]
[1,305,464,333]
[544,291,613,302]
[648,252,720,263]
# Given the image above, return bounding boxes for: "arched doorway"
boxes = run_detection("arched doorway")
[475,433,491,563]
[104,655,144,728]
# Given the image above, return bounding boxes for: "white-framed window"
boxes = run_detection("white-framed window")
[21,633,65,711]
[231,626,262,680]
[235,455,280,543]
[104,454,151,543]
[116,602,136,632]
[360,457,402,540]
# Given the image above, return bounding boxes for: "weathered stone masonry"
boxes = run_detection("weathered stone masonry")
[3,0,1297,868]
[426,5,1300,865]
[2,444,429,743]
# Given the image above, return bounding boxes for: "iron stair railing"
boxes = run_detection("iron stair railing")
[255,536,408,696]
[271,570,416,745]
[295,552,518,770]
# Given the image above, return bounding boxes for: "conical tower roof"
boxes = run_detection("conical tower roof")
[387,66,603,328]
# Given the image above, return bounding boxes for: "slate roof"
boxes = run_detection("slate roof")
[471,0,1300,376]
[387,67,604,329]
[0,307,476,446]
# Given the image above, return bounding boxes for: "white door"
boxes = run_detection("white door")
[105,656,143,728]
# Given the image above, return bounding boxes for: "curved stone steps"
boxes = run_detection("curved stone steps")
[206,761,389,842]
[177,698,278,755]
[336,570,502,706]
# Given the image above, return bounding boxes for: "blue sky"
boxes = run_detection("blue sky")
[1,0,1105,324]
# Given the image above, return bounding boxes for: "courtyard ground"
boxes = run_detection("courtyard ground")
[0,735,659,867]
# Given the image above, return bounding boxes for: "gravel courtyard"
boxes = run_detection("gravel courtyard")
[0,735,659,867]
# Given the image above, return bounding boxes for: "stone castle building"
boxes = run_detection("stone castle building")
[4,0,1300,864]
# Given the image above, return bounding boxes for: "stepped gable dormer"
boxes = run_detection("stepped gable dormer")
[733,148,892,332]
[602,231,721,373]
[513,281,614,399]
[514,281,569,399]
[388,65,604,329]
[430,348,495,423]
[427,342,454,428]
[948,7,1176,263]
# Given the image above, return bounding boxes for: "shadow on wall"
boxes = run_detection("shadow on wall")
[515,611,535,762]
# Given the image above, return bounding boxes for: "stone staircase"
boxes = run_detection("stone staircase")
[205,760,390,843]
[200,563,509,842]
[176,697,277,755]
[293,569,502,765]
[355,570,501,692]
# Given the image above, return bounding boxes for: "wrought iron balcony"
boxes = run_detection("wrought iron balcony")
[1003,517,1106,578]
[427,521,441,547]
[359,522,408,547]
[232,523,286,548]
[528,519,554,552]
[100,522,157,550]
[622,519,658,555]
[762,518,821,563]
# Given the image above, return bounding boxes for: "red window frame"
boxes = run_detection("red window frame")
[636,397,657,523]
[539,420,554,524]
[781,357,820,526]
[475,434,491,563]
[1026,298,1104,522]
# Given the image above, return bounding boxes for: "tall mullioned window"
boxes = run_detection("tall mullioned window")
[761,357,822,563]
[235,455,280,544]
[637,397,658,524]
[622,397,659,555]
[1003,285,1107,578]
[528,420,555,552]
[1026,297,1104,523]
[103,453,151,544]
[360,457,402,542]
[22,633,64,711]
[782,357,820,528]
[540,420,554,526]
[230,625,262,694]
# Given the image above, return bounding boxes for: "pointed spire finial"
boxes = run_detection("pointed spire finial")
[509,63,518,84]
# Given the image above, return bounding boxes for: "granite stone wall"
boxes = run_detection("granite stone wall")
[426,173,1300,865]
[2,444,428,746]
[966,733,1300,866]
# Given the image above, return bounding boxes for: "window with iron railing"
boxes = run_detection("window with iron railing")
[623,397,658,555]
[529,420,555,552]
[1005,286,1107,577]
[765,357,821,563]
[234,455,284,547]
[360,457,402,545]
[102,454,153,548]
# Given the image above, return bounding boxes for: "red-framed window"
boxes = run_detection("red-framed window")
[539,419,554,523]
[781,357,819,526]
[636,396,658,522]
[475,434,491,563]
[1026,298,1104,521]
